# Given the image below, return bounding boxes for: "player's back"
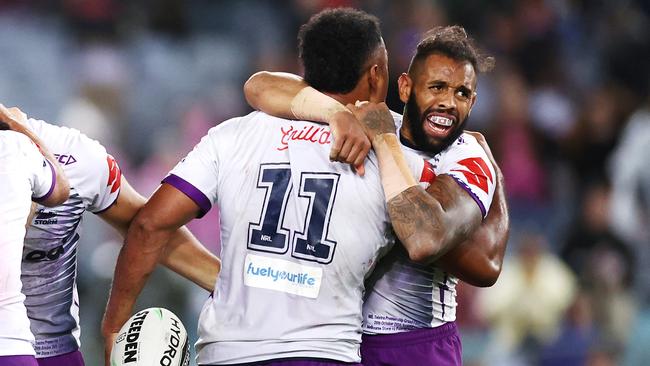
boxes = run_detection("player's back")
[167,111,394,364]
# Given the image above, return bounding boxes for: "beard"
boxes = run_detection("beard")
[403,91,466,155]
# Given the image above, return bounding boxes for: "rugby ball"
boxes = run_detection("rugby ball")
[110,307,190,366]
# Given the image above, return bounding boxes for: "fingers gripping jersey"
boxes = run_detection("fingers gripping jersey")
[0,131,56,356]
[164,112,396,364]
[363,116,496,334]
[21,119,121,358]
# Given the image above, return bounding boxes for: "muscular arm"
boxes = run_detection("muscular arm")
[98,177,220,291]
[388,174,482,264]
[435,132,509,286]
[437,167,508,286]
[101,183,205,340]
[352,103,482,264]
[244,71,370,172]
[244,71,308,120]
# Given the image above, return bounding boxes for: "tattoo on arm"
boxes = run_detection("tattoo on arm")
[387,176,482,263]
[362,109,395,135]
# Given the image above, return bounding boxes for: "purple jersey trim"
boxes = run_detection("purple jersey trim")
[92,188,120,215]
[445,174,487,218]
[162,174,212,218]
[33,159,56,202]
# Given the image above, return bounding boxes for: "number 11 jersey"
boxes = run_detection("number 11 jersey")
[163,111,414,364]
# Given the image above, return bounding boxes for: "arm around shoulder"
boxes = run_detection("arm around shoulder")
[244,71,307,119]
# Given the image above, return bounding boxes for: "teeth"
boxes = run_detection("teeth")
[428,115,453,127]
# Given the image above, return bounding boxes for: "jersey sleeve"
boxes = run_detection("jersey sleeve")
[437,135,496,218]
[162,127,221,218]
[19,136,56,202]
[83,151,122,213]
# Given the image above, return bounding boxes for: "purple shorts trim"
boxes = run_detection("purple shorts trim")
[36,350,84,366]
[0,355,39,366]
[361,322,462,366]
[162,174,212,218]
[201,358,361,366]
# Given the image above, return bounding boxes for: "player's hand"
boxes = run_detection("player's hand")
[328,109,371,176]
[0,104,28,126]
[346,101,396,141]
[102,331,118,366]
[0,104,36,143]
[102,316,121,366]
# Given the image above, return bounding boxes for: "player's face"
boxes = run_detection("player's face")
[401,53,477,154]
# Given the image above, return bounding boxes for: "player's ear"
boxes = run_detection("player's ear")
[398,73,412,103]
[368,64,384,103]
[468,91,477,117]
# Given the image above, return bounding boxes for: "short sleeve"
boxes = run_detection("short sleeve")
[437,135,496,218]
[88,154,122,213]
[162,128,221,218]
[21,139,56,202]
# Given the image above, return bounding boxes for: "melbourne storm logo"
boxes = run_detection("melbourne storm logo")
[34,210,58,225]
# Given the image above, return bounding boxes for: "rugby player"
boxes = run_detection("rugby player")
[244,22,509,366]
[0,106,220,366]
[0,110,69,366]
[101,8,450,366]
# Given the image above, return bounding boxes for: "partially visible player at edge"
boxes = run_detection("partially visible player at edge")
[0,107,70,366]
[244,20,509,365]
[0,105,221,366]
[101,8,480,366]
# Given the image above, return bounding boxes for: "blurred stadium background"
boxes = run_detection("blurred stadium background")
[1,0,649,365]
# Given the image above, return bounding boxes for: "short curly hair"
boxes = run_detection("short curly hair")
[298,8,383,94]
[408,26,494,75]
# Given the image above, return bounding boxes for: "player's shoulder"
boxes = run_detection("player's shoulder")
[205,111,287,141]
[443,132,486,155]
[27,118,108,158]
[0,129,30,145]
[0,130,39,157]
[204,111,260,135]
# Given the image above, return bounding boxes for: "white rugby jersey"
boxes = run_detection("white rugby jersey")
[362,114,496,334]
[164,111,427,364]
[21,118,121,357]
[0,131,56,356]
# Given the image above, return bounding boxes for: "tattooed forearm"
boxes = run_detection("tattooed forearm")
[389,186,440,241]
[388,186,446,263]
[388,175,483,263]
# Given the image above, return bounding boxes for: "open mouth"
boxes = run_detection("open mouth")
[424,114,454,138]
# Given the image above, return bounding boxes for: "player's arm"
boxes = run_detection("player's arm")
[97,177,220,292]
[436,138,509,286]
[244,71,370,173]
[101,183,201,364]
[0,104,69,206]
[349,102,482,264]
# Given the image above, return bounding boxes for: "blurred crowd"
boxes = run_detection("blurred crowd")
[0,0,648,365]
